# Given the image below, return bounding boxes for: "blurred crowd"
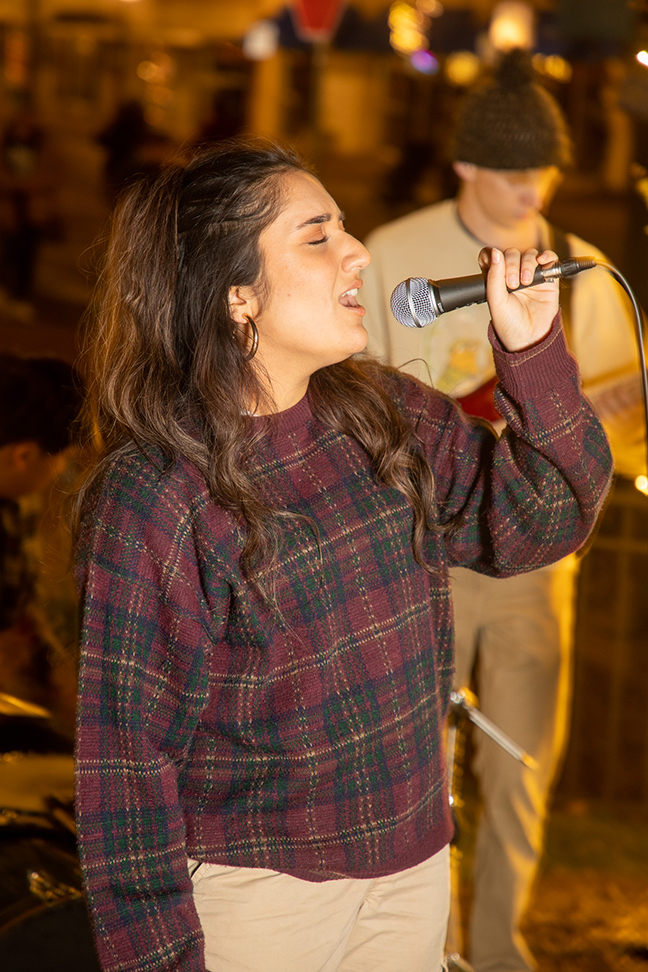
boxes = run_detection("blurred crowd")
[0,88,250,731]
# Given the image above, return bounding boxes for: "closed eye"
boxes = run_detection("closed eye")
[308,235,329,246]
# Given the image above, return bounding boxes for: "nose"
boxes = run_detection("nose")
[522,178,547,212]
[341,233,371,272]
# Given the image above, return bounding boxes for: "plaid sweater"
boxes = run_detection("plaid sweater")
[75,321,612,972]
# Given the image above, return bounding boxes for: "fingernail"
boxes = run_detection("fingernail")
[492,248,501,263]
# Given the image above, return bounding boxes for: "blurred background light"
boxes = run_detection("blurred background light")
[243,20,280,61]
[636,475,648,496]
[409,49,439,74]
[136,52,174,84]
[4,27,28,89]
[444,50,480,87]
[637,50,648,68]
[389,1,429,55]
[489,1,535,52]
[415,0,444,17]
[533,53,572,83]
[136,61,158,83]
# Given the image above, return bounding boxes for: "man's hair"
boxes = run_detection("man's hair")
[0,354,82,453]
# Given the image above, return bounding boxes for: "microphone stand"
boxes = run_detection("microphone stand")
[450,689,538,770]
[445,688,536,972]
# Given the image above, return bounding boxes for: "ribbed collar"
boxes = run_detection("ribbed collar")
[249,391,313,437]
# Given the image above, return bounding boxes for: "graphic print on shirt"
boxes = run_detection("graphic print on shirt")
[420,310,494,396]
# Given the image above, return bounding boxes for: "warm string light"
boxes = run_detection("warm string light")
[636,475,648,497]
[489,1,535,52]
[136,51,175,126]
[445,51,480,87]
[533,53,572,83]
[388,1,429,56]
[243,21,279,61]
[388,0,445,74]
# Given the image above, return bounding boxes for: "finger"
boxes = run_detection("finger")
[484,247,508,306]
[477,246,493,273]
[503,248,522,290]
[537,248,559,265]
[520,248,540,287]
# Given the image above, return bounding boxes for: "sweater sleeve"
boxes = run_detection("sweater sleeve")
[75,459,229,972]
[411,316,613,574]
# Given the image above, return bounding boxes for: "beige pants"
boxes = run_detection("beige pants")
[450,559,578,972]
[188,845,450,972]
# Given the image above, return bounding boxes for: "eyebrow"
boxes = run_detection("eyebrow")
[297,210,345,229]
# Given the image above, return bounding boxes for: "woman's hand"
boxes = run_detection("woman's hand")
[479,247,560,352]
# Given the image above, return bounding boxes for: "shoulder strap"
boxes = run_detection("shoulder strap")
[548,224,573,348]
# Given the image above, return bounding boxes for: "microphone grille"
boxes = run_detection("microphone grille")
[390,278,437,328]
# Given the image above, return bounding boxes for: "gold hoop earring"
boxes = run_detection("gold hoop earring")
[244,315,259,360]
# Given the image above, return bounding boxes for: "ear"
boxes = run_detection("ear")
[228,285,259,325]
[453,161,477,183]
[10,441,42,472]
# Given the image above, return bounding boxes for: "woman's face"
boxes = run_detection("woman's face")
[231,171,371,408]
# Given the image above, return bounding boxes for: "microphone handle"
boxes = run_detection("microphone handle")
[433,265,546,315]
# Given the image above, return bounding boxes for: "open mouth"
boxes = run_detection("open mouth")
[339,288,360,308]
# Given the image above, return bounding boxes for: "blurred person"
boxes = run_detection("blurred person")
[0,107,59,322]
[361,49,644,972]
[195,88,246,148]
[0,354,82,728]
[618,60,648,313]
[72,141,612,972]
[97,100,176,204]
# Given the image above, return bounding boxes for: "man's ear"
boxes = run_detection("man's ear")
[9,441,42,473]
[228,286,259,325]
[453,161,477,183]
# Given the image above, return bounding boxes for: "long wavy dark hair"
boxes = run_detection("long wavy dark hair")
[75,140,439,596]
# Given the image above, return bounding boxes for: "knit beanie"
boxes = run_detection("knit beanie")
[453,49,572,170]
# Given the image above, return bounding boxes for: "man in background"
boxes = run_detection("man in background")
[361,48,644,972]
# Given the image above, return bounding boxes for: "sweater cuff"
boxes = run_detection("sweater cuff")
[488,312,578,402]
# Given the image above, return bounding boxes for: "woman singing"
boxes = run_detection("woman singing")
[74,142,611,972]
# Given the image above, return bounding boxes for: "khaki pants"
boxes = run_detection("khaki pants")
[450,559,578,972]
[188,845,450,972]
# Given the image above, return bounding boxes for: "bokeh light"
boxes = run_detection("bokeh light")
[410,49,439,75]
[415,0,444,17]
[445,50,480,87]
[533,53,572,83]
[489,1,535,52]
[635,475,648,497]
[243,21,280,61]
[389,1,429,56]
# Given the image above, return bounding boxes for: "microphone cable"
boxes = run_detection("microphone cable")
[596,262,648,490]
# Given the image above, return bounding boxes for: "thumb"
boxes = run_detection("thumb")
[482,247,508,312]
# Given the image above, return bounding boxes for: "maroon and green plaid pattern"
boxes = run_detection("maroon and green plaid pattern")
[75,320,612,971]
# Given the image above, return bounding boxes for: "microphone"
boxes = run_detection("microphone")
[390,257,598,328]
